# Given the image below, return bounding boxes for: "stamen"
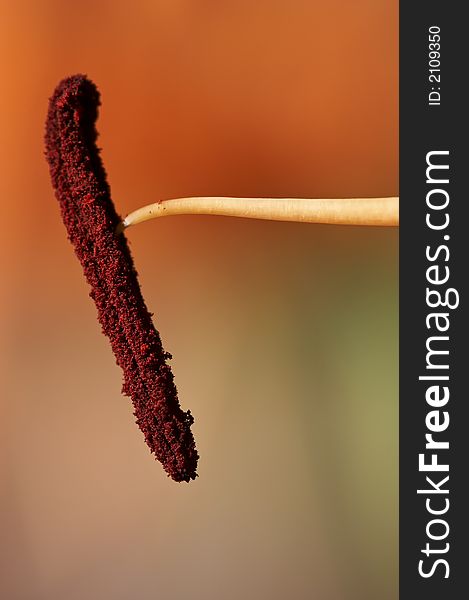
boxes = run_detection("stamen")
[45,75,198,483]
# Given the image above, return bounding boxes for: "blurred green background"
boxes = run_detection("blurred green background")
[1,1,397,598]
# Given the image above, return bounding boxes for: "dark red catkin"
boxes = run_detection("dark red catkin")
[45,74,198,482]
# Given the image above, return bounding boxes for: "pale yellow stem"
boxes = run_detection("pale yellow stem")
[120,196,399,231]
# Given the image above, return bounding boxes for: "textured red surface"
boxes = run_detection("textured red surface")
[45,75,198,482]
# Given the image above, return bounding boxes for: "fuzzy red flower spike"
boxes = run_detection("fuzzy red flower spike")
[45,74,198,482]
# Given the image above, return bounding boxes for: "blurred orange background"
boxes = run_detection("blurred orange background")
[1,1,398,599]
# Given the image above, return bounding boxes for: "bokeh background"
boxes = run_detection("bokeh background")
[0,1,398,599]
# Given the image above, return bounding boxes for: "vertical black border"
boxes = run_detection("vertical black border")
[400,3,467,597]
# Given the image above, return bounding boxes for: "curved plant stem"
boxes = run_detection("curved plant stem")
[120,196,399,231]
